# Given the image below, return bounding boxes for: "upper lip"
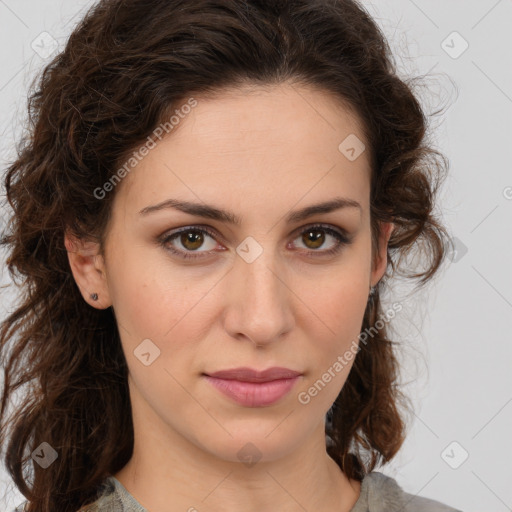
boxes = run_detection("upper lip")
[204,367,302,383]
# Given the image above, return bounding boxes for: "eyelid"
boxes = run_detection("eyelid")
[289,223,350,238]
[160,224,226,245]
[161,222,349,240]
[159,222,353,259]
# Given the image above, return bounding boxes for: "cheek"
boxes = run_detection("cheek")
[107,243,187,335]
[107,259,164,338]
[107,249,220,380]
[297,284,368,412]
[311,282,368,371]
[301,258,370,387]
[306,252,371,340]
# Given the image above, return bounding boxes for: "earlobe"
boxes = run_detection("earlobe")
[64,231,112,309]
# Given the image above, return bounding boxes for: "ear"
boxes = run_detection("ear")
[64,230,112,309]
[370,221,394,288]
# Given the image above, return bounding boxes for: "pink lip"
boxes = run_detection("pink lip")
[206,366,302,382]
[203,367,303,407]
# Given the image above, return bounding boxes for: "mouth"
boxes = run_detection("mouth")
[202,367,303,407]
[204,366,302,382]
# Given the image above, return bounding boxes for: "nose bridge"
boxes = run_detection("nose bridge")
[224,238,293,344]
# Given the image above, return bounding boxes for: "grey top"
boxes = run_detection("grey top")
[14,471,462,511]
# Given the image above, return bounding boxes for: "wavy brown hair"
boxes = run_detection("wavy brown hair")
[0,0,451,510]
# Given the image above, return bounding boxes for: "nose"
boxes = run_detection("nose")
[222,250,295,348]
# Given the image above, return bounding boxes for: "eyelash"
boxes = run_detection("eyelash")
[159,223,353,261]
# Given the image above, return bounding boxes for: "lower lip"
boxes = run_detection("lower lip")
[203,375,301,407]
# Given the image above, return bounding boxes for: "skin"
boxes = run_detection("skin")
[65,81,394,512]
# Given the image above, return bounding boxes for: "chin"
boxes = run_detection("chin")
[192,427,304,465]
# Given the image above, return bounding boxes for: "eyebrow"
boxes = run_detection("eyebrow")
[138,196,362,224]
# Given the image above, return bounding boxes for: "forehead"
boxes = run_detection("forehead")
[172,82,366,158]
[114,82,371,218]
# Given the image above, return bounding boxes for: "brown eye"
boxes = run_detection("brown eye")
[160,223,352,261]
[179,231,205,251]
[291,224,351,255]
[162,227,219,259]
[301,228,326,249]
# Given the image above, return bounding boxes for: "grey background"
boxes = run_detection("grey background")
[0,1,511,511]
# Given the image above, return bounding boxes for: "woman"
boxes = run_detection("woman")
[0,0,460,511]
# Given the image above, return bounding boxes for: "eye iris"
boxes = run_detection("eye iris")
[173,227,333,254]
[181,231,204,250]
[303,229,325,249]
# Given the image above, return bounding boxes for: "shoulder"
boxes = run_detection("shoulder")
[80,476,147,512]
[12,477,121,512]
[352,471,463,512]
[76,477,123,511]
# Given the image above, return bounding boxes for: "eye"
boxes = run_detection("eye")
[159,224,353,260]
[160,226,220,259]
[290,225,352,256]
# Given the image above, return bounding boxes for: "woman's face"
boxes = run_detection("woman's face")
[68,82,392,464]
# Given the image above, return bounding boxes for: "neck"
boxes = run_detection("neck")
[113,375,361,512]
[114,426,361,512]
